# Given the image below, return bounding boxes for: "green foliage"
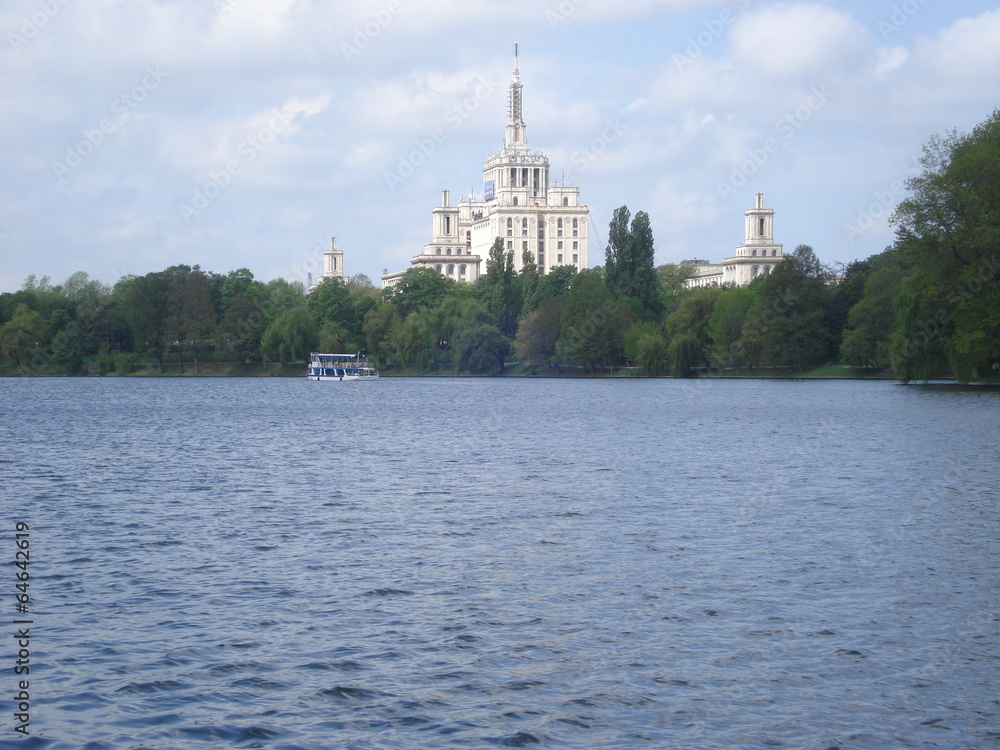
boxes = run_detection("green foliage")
[262,307,317,363]
[707,285,757,370]
[478,237,519,338]
[0,303,46,370]
[217,291,266,369]
[739,249,834,371]
[454,322,508,375]
[559,270,634,371]
[605,206,660,314]
[890,110,1000,381]
[664,287,722,375]
[515,296,566,369]
[624,321,669,375]
[383,267,457,317]
[840,266,905,367]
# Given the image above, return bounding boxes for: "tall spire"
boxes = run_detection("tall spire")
[505,42,526,150]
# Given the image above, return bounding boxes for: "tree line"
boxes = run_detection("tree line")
[2,111,997,381]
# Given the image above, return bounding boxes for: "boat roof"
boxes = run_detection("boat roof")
[310,352,367,359]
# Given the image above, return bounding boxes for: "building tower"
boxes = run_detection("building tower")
[725,193,783,284]
[380,46,590,287]
[322,237,345,280]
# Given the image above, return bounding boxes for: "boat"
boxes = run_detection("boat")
[307,352,379,381]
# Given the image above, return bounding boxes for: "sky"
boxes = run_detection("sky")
[2,0,999,293]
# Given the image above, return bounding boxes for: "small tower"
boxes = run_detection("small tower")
[323,237,345,280]
[722,193,783,285]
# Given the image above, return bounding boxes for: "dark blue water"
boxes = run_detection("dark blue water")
[1,377,998,749]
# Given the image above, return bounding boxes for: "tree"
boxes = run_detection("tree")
[742,247,833,371]
[120,272,172,373]
[624,320,669,375]
[478,237,519,338]
[308,277,360,348]
[664,287,722,376]
[173,270,217,373]
[519,249,541,316]
[707,285,757,371]
[515,296,566,371]
[890,110,1000,381]
[261,307,317,363]
[362,303,399,368]
[559,270,634,372]
[383,267,457,317]
[217,291,266,370]
[0,303,46,370]
[840,266,905,368]
[605,206,660,313]
[455,323,509,375]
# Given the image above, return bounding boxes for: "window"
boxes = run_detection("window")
[436,248,441,255]
[557,254,563,263]
[772,249,777,257]
[507,240,512,250]
[506,218,512,237]
[752,266,759,278]
[557,241,563,250]
[573,241,578,250]
[572,218,578,237]
[513,197,518,206]
[752,249,757,257]
[563,197,569,206]
[447,248,452,256]
[445,216,451,235]
[447,264,455,276]
[759,217,765,236]
[436,264,442,272]
[522,241,528,251]
[459,264,467,277]
[572,254,578,263]
[763,266,771,276]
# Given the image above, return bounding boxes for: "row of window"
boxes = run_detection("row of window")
[508,240,579,251]
[434,247,467,256]
[751,249,778,257]
[436,264,469,277]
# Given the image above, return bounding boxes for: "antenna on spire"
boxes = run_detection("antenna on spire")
[514,42,519,76]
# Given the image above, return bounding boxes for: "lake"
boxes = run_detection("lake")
[1,377,998,749]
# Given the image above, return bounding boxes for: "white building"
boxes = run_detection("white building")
[382,48,589,288]
[684,193,784,288]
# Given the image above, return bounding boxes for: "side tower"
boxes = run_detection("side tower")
[322,237,345,280]
[723,194,783,284]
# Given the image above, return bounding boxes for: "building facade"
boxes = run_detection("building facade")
[684,193,784,288]
[382,49,589,288]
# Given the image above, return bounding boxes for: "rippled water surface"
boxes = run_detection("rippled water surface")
[2,377,999,749]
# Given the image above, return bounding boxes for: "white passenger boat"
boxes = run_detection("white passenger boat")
[307,352,379,381]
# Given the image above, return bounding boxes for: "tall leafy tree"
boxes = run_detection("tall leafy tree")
[217,291,266,370]
[890,110,1000,381]
[120,271,172,373]
[515,296,566,371]
[0,303,46,370]
[605,206,659,313]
